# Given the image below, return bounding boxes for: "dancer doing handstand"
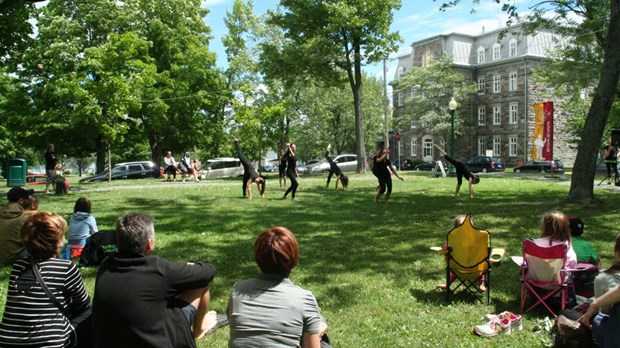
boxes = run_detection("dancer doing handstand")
[433,144,479,198]
[232,136,265,199]
[325,144,349,190]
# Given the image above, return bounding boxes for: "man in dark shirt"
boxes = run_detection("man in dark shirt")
[93,213,218,347]
[44,143,56,194]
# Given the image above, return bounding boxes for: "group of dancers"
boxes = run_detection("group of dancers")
[231,137,481,201]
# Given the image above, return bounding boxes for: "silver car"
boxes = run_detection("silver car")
[311,154,358,173]
[200,157,244,179]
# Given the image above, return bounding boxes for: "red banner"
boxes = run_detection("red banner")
[532,102,554,161]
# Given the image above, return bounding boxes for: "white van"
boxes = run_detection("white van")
[200,157,244,179]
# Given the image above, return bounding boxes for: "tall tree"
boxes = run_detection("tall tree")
[20,0,126,172]
[0,0,38,65]
[122,0,225,164]
[264,0,402,172]
[441,0,620,204]
[292,74,387,161]
[392,56,478,147]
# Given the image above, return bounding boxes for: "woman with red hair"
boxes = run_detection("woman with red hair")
[227,227,329,347]
[0,212,91,347]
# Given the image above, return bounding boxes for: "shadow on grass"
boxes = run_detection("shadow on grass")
[11,175,617,318]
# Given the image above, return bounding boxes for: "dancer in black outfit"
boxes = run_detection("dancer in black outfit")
[373,146,403,203]
[282,143,298,200]
[325,144,349,190]
[232,136,265,199]
[434,144,479,198]
[278,149,287,188]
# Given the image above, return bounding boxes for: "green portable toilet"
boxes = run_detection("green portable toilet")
[7,158,27,187]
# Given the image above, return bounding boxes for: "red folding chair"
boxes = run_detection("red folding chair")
[520,239,574,317]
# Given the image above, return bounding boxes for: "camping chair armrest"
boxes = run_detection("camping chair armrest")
[489,248,505,264]
[430,246,448,255]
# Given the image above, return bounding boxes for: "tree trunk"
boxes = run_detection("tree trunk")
[95,135,106,175]
[148,132,162,166]
[567,0,620,204]
[349,43,366,173]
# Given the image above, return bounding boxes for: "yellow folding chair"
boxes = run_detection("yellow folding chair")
[445,214,492,304]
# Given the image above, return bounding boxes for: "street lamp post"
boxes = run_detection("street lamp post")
[448,97,458,175]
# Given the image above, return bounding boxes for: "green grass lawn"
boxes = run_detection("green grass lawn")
[1,172,618,347]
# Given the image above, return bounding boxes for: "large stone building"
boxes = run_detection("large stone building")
[391,25,577,167]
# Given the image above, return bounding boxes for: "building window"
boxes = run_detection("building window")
[493,75,501,93]
[397,66,404,78]
[397,92,404,106]
[493,137,501,156]
[509,136,518,156]
[410,120,417,129]
[478,137,486,156]
[478,78,485,95]
[509,72,518,91]
[423,138,433,158]
[477,47,485,64]
[410,137,417,157]
[509,103,518,124]
[509,39,518,57]
[478,106,486,126]
[493,105,502,125]
[492,43,501,60]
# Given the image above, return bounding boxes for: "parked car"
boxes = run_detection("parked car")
[414,161,449,172]
[79,161,162,183]
[26,173,47,185]
[296,162,306,174]
[465,156,505,173]
[303,159,323,174]
[311,154,358,174]
[392,158,415,171]
[513,160,565,174]
[259,163,274,173]
[200,157,244,179]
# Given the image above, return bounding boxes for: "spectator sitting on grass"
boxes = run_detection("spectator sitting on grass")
[533,210,577,269]
[593,233,620,315]
[0,187,37,265]
[227,226,330,348]
[54,163,69,194]
[93,213,220,347]
[568,216,600,265]
[0,212,91,347]
[67,197,98,259]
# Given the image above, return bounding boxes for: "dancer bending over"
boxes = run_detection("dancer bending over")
[434,144,479,198]
[232,136,265,199]
[325,144,349,190]
[282,143,298,200]
[373,147,403,203]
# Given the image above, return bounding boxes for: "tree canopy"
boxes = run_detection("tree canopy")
[264,0,402,172]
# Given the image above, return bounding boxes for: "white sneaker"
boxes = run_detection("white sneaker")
[474,317,511,337]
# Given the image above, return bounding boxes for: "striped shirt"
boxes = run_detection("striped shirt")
[0,258,91,347]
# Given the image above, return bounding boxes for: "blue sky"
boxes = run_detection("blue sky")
[202,0,532,80]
